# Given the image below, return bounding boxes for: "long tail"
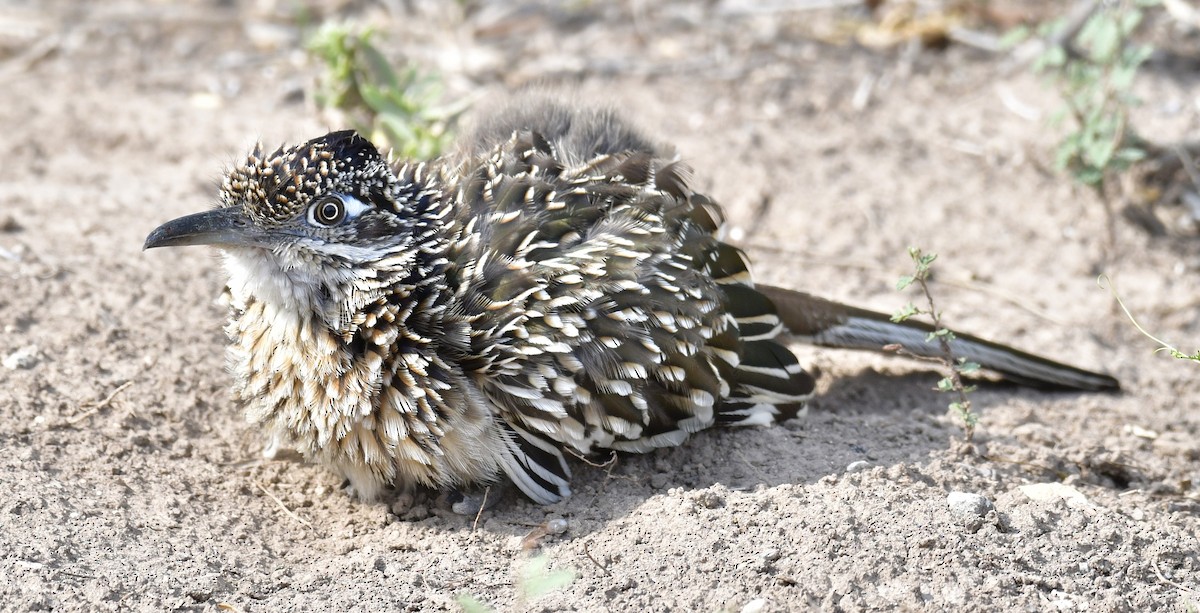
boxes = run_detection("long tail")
[756,285,1120,392]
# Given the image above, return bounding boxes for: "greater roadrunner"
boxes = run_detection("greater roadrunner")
[145,97,1119,505]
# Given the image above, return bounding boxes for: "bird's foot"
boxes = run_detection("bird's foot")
[261,434,305,463]
[438,481,510,516]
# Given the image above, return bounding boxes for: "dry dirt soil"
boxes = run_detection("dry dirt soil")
[1,1,1199,611]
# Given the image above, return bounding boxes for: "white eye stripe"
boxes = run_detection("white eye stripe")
[341,194,372,218]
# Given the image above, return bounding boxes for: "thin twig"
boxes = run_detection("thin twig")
[977,452,1071,480]
[936,278,1068,326]
[1173,144,1200,192]
[0,35,61,78]
[565,448,618,469]
[1151,555,1198,595]
[1103,112,1131,256]
[55,569,96,579]
[253,481,312,528]
[574,453,622,516]
[1052,0,1102,57]
[947,27,1004,54]
[582,540,611,576]
[67,381,134,425]
[716,0,863,16]
[1004,0,1101,73]
[885,345,964,366]
[1098,275,1199,361]
[995,83,1042,122]
[741,242,888,273]
[471,487,490,533]
[734,449,770,484]
[520,526,549,550]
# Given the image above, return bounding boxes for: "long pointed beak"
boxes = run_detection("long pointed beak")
[144,207,265,250]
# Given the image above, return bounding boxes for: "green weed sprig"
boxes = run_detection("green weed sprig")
[1035,1,1157,189]
[1028,1,1159,245]
[456,555,576,612]
[306,22,468,160]
[892,248,981,440]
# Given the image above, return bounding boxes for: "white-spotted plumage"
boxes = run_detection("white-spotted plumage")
[145,96,1118,507]
[210,109,816,504]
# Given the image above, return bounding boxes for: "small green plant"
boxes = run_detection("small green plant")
[1028,1,1159,243]
[1035,1,1157,187]
[456,555,576,612]
[1100,275,1200,363]
[892,247,981,440]
[306,22,468,160]
[1005,2,1200,239]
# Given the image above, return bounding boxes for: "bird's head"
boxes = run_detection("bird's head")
[145,131,421,320]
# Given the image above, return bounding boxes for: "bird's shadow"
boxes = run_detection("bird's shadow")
[381,366,1065,540]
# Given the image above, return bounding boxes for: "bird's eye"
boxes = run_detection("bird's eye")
[310,197,345,227]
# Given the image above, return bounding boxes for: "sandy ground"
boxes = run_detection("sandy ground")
[1,1,1198,611]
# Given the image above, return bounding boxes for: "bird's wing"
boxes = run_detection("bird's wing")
[444,131,814,503]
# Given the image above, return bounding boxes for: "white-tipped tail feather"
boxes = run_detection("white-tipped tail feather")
[757,285,1120,392]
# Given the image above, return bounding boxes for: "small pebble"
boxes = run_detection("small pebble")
[649,473,669,489]
[698,491,725,509]
[740,598,767,613]
[1124,424,1158,440]
[404,504,430,521]
[845,460,870,473]
[1018,483,1092,510]
[545,517,569,535]
[187,589,211,602]
[390,493,415,516]
[3,345,38,370]
[947,491,993,520]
